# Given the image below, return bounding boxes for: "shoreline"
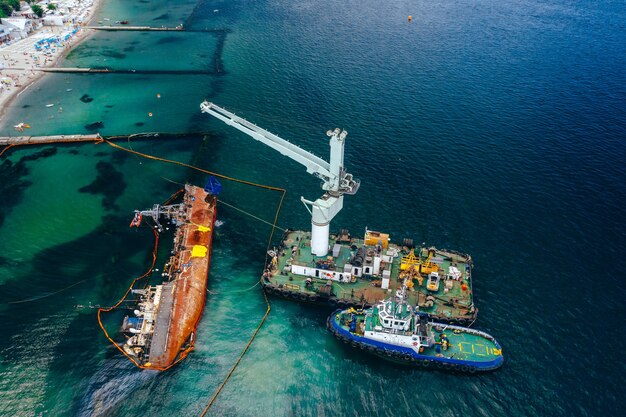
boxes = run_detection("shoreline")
[0,0,103,124]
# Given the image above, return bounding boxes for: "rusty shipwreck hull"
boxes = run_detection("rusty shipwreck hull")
[146,185,217,369]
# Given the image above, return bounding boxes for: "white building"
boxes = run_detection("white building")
[42,15,65,26]
[0,18,33,39]
[0,24,13,43]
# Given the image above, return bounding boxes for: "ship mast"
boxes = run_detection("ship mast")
[135,203,184,232]
[200,101,360,256]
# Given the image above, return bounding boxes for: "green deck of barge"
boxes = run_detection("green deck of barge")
[265,230,476,322]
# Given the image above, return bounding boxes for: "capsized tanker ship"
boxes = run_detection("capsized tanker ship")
[121,182,218,370]
[200,102,477,325]
[263,229,476,324]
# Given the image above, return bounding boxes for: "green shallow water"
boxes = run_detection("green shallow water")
[1,0,625,416]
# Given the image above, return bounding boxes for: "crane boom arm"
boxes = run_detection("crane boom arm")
[200,101,333,181]
[200,100,360,256]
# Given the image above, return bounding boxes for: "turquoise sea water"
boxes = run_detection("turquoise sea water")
[1,0,625,416]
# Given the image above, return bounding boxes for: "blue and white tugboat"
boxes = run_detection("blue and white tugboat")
[327,282,503,372]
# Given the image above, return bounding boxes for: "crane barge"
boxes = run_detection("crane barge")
[200,102,477,325]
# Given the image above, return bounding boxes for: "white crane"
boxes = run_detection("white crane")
[200,101,360,256]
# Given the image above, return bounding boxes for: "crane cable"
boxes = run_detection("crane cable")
[103,138,285,192]
[217,199,286,232]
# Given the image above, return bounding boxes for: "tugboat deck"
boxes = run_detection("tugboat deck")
[330,311,503,370]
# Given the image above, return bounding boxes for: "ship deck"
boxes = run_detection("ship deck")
[336,314,501,364]
[148,282,175,361]
[266,230,475,322]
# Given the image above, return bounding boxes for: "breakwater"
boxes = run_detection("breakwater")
[0,134,102,146]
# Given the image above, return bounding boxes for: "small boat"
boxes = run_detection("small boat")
[14,122,31,132]
[45,103,54,107]
[129,212,142,228]
[327,282,503,372]
[120,20,129,25]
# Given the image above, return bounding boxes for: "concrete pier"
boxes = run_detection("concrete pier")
[0,134,102,146]
[9,67,108,73]
[10,67,213,74]
[85,26,183,31]
[83,26,227,34]
[42,68,109,73]
[0,132,213,148]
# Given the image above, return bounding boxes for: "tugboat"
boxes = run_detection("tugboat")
[327,282,503,372]
[119,180,220,370]
[200,102,477,325]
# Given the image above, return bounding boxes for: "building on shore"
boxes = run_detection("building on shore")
[0,24,13,43]
[42,15,65,26]
[0,18,34,40]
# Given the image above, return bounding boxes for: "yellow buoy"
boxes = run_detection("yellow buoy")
[148,112,153,117]
[408,15,412,22]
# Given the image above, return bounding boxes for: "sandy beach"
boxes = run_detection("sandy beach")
[0,0,102,123]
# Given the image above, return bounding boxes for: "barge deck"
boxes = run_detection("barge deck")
[262,229,476,324]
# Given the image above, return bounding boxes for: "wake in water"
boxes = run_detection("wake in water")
[75,357,158,417]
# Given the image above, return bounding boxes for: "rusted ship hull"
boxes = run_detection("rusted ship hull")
[148,185,217,368]
[123,184,217,370]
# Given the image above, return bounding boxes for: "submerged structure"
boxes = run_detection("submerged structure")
[121,183,218,369]
[200,102,476,324]
[328,283,502,372]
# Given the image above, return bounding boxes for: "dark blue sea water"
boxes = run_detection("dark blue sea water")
[1,0,625,416]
